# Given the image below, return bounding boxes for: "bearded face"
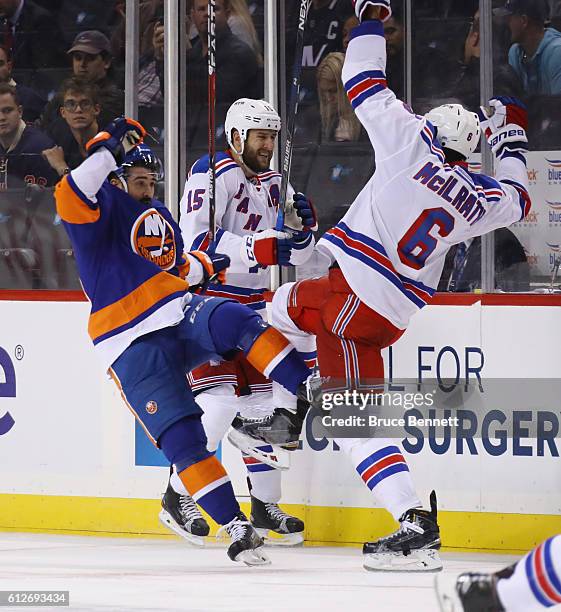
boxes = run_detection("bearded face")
[241,129,277,173]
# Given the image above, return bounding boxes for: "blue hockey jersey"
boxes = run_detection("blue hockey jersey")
[55,151,190,371]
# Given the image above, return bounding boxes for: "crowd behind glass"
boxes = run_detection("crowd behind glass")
[0,0,559,291]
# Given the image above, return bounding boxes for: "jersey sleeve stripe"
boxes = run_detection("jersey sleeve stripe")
[345,70,387,109]
[502,178,532,220]
[348,17,385,42]
[55,175,100,224]
[421,126,446,164]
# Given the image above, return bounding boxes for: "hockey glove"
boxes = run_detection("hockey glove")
[478,97,528,160]
[86,117,146,165]
[284,192,318,232]
[186,250,230,286]
[240,229,290,267]
[352,0,392,22]
[277,231,315,266]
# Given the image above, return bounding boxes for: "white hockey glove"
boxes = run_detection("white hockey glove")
[284,192,319,232]
[352,0,392,22]
[240,229,291,267]
[478,97,528,160]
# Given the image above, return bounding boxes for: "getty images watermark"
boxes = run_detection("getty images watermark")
[321,388,458,429]
[310,378,561,440]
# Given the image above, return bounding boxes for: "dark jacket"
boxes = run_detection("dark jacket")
[45,120,89,170]
[16,83,47,123]
[0,124,58,187]
[448,57,523,113]
[158,25,262,105]
[438,228,530,293]
[5,0,66,92]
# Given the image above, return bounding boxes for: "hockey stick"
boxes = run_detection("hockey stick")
[274,0,311,231]
[207,0,217,249]
[197,0,218,296]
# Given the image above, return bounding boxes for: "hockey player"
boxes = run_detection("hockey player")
[55,116,316,565]
[159,98,317,546]
[435,535,561,611]
[231,0,532,571]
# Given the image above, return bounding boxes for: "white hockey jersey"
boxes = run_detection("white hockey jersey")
[317,20,532,330]
[179,151,295,313]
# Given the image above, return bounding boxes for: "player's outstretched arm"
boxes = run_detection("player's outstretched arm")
[476,97,532,231]
[343,1,425,166]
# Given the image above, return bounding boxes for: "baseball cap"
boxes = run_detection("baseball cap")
[67,30,112,56]
[494,0,548,23]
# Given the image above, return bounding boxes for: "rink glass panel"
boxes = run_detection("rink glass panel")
[2,1,558,294]
[492,5,561,291]
[0,0,120,290]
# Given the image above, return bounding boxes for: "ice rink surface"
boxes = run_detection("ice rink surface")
[0,533,519,612]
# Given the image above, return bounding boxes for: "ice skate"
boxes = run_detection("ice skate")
[158,481,209,546]
[226,429,292,469]
[217,512,271,566]
[435,570,507,611]
[250,495,305,546]
[363,491,442,572]
[229,371,326,449]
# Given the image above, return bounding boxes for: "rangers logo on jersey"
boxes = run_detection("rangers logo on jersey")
[130,209,177,271]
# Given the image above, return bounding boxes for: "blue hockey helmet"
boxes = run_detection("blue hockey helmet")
[115,144,164,182]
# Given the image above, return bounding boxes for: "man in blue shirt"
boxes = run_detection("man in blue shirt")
[495,0,561,95]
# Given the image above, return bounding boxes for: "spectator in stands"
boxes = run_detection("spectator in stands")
[228,0,263,66]
[0,83,57,187]
[158,0,261,105]
[43,78,100,177]
[342,14,359,51]
[384,5,456,101]
[438,228,530,293]
[139,16,165,109]
[495,0,561,95]
[0,0,65,91]
[317,52,361,142]
[56,0,121,46]
[448,9,522,111]
[41,30,124,129]
[0,44,45,121]
[301,0,353,68]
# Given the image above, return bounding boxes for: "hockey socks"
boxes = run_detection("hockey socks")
[244,449,282,502]
[245,326,310,395]
[496,536,561,611]
[178,456,240,526]
[337,438,421,520]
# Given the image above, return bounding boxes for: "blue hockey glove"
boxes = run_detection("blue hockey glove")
[285,192,318,232]
[277,231,314,266]
[187,250,230,286]
[86,117,146,165]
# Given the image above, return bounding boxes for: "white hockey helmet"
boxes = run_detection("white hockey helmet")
[225,98,281,154]
[424,104,481,159]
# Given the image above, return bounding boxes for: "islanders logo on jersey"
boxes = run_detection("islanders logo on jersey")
[131,209,176,271]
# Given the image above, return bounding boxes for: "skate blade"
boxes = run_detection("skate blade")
[234,547,272,566]
[434,573,462,611]
[227,429,290,470]
[255,528,304,547]
[158,509,206,547]
[363,549,443,572]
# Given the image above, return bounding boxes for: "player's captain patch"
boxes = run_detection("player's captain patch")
[145,400,158,414]
[131,209,177,271]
